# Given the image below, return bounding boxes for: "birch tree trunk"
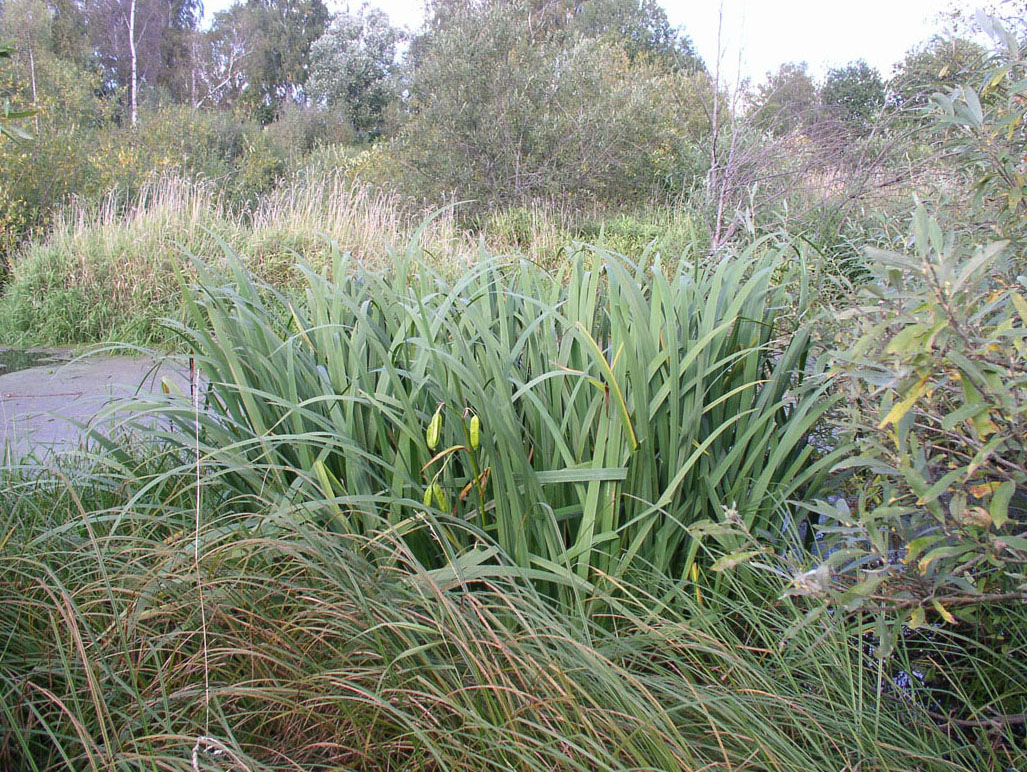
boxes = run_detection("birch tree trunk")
[128,0,138,127]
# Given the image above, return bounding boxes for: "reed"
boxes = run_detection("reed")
[104,233,845,613]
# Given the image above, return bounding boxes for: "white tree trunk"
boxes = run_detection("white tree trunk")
[28,46,38,131]
[28,47,37,104]
[128,0,138,127]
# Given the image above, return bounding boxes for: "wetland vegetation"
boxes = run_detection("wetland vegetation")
[1,1,1026,770]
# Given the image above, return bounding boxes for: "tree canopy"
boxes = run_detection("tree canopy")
[397,0,711,203]
[822,60,885,134]
[85,0,202,102]
[207,0,329,119]
[307,7,402,140]
[890,36,987,110]
[748,62,821,136]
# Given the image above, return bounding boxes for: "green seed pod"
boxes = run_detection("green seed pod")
[426,409,442,450]
[423,486,434,508]
[469,414,480,450]
[432,482,448,511]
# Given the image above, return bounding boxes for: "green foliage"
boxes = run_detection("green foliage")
[307,7,403,140]
[49,0,91,64]
[1,456,998,770]
[469,203,705,264]
[399,0,713,205]
[699,15,1024,606]
[536,0,705,70]
[123,236,840,614]
[749,61,822,137]
[0,42,37,143]
[930,15,1027,239]
[890,36,987,110]
[708,17,1027,647]
[816,28,1027,623]
[0,89,320,260]
[0,179,234,345]
[828,207,1027,619]
[678,27,1027,751]
[261,101,354,160]
[0,173,462,345]
[206,0,330,116]
[573,208,706,256]
[84,0,203,104]
[822,59,886,135]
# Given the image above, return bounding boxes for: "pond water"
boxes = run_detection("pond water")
[1,350,192,459]
[0,348,68,375]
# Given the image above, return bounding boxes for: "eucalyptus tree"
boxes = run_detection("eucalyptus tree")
[205,0,329,121]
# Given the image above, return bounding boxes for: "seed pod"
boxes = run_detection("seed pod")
[426,409,442,450]
[469,414,480,450]
[432,482,448,511]
[423,486,434,508]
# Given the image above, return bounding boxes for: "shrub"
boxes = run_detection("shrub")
[825,207,1027,618]
[930,14,1027,242]
[397,0,715,206]
[702,16,1027,628]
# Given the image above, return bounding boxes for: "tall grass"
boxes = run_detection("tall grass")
[249,172,460,273]
[0,174,457,345]
[0,458,1005,772]
[3,233,1020,771]
[103,235,845,613]
[0,171,705,347]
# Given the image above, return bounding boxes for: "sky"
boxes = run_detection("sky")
[203,0,979,86]
[671,0,966,85]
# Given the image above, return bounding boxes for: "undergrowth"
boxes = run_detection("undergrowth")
[0,173,702,347]
[0,454,1010,772]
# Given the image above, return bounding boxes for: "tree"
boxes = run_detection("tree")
[890,36,987,110]
[821,60,885,135]
[534,0,704,70]
[83,0,203,111]
[0,41,37,141]
[307,6,402,140]
[194,13,248,107]
[748,62,821,136]
[931,15,1027,233]
[47,0,89,64]
[206,0,329,120]
[399,0,712,204]
[1,0,50,103]
[0,0,101,124]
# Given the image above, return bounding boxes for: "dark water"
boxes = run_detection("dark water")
[0,349,66,375]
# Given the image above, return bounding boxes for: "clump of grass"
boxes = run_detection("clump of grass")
[0,170,713,347]
[0,177,240,345]
[0,457,1006,771]
[0,173,459,346]
[109,234,845,615]
[249,171,461,270]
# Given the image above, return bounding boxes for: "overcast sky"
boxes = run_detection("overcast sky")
[672,0,966,85]
[203,0,979,86]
